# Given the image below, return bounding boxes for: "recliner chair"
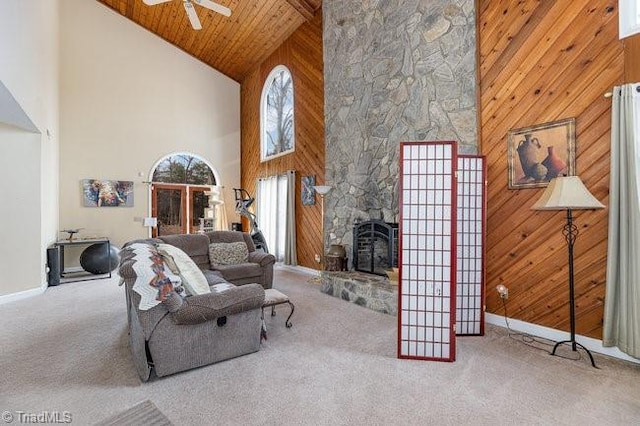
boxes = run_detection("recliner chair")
[118,233,272,381]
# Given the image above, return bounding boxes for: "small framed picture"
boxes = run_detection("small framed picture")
[301,175,315,205]
[507,118,576,189]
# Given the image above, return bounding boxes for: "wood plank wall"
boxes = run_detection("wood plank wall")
[625,34,640,82]
[240,10,324,270]
[478,0,625,339]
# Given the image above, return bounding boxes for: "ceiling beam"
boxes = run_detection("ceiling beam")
[285,0,315,21]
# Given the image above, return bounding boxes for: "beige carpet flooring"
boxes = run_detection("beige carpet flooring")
[1,266,639,425]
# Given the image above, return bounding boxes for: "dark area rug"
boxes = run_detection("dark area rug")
[95,400,172,426]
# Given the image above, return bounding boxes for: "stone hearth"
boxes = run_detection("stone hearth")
[320,271,397,315]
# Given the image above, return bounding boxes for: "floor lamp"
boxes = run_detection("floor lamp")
[313,185,332,270]
[531,176,604,367]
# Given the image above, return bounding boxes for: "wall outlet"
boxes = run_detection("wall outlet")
[496,284,509,300]
[314,254,321,263]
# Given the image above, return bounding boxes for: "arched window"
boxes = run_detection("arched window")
[149,153,224,236]
[260,65,295,161]
[152,153,216,185]
[620,0,640,38]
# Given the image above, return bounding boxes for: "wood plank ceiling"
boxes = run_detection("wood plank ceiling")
[96,0,322,82]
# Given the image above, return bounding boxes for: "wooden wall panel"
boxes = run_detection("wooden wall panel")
[240,11,324,270]
[478,0,623,339]
[624,33,640,83]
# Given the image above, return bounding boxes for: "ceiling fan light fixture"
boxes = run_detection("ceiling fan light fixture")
[183,1,203,30]
[143,0,232,31]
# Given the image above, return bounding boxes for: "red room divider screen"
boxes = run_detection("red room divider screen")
[456,155,486,336]
[398,141,457,361]
[398,144,487,361]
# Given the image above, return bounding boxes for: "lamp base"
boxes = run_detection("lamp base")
[551,339,597,368]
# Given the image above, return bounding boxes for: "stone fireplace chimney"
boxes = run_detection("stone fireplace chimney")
[323,0,479,251]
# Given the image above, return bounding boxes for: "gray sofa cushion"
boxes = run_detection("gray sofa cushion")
[158,234,211,269]
[202,269,228,286]
[214,262,263,282]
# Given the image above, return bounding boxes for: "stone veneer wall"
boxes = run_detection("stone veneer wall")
[323,0,478,263]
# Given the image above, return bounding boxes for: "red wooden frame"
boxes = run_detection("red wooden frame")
[456,155,487,336]
[398,141,457,362]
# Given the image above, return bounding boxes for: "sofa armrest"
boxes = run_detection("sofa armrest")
[170,283,265,325]
[248,251,276,267]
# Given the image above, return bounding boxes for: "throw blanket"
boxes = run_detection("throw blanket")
[128,243,182,310]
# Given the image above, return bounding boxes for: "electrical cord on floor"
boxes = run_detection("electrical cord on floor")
[498,297,576,357]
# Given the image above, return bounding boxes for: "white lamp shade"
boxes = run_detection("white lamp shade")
[313,185,332,195]
[531,176,605,211]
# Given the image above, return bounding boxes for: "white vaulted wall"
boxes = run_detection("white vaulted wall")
[59,0,241,249]
[0,0,60,297]
[0,0,241,300]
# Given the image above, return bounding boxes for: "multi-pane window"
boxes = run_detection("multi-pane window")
[150,153,219,236]
[260,65,295,161]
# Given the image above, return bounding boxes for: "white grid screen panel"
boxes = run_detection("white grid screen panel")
[456,155,486,336]
[398,141,456,361]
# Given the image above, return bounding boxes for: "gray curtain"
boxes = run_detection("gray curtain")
[284,170,297,265]
[603,83,640,358]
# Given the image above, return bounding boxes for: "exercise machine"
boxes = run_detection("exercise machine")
[233,188,269,253]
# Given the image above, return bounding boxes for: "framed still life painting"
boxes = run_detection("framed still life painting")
[507,118,576,189]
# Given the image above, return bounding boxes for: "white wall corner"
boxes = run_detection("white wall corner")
[0,81,40,133]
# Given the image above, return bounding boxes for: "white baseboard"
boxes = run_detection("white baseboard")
[0,284,47,305]
[276,263,318,276]
[485,312,640,364]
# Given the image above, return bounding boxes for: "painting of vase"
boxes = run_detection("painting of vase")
[507,118,575,189]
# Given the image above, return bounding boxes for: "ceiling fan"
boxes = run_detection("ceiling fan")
[142,0,232,30]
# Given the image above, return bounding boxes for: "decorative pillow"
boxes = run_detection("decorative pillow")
[127,243,183,310]
[209,242,249,267]
[157,243,211,296]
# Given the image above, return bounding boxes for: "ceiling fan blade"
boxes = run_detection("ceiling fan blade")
[183,1,202,30]
[143,0,172,5]
[193,0,232,17]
